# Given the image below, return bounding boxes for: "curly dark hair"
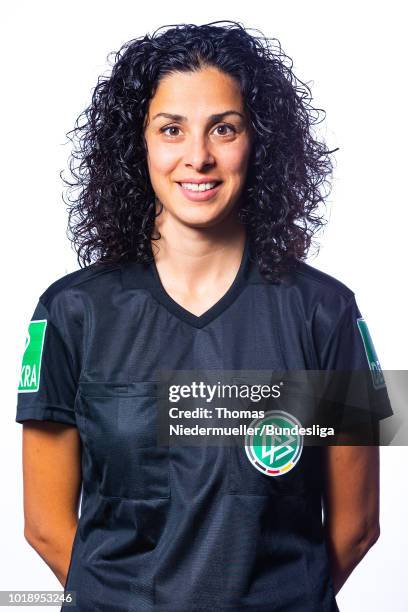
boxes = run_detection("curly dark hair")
[63,20,337,282]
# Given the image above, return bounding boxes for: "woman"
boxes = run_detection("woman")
[16,21,392,611]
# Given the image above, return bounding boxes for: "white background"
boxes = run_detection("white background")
[1,1,407,610]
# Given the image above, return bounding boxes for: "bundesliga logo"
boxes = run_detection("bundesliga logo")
[245,410,303,477]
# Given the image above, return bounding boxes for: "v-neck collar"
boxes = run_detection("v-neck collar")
[121,235,254,329]
[151,236,251,328]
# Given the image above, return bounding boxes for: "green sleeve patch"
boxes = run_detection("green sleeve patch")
[356,317,386,390]
[18,320,47,393]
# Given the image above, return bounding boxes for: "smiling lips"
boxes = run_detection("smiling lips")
[181,181,219,192]
[176,180,222,201]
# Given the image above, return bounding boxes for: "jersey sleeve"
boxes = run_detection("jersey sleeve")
[15,292,82,427]
[317,294,393,430]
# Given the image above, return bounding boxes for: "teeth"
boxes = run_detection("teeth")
[180,182,218,192]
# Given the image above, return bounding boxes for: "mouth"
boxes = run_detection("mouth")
[176,181,223,202]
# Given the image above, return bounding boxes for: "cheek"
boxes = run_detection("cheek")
[221,143,251,178]
[147,143,178,176]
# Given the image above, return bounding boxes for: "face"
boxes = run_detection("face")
[143,66,252,229]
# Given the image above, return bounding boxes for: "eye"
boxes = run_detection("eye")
[160,125,181,137]
[214,124,236,136]
[159,123,237,138]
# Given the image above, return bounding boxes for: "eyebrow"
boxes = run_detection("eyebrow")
[151,110,245,122]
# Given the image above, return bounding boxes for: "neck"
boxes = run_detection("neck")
[151,209,247,290]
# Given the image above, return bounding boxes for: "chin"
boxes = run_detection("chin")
[177,207,233,229]
[178,216,223,229]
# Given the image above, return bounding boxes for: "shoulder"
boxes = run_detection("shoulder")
[274,260,357,323]
[286,262,362,356]
[269,261,360,348]
[288,261,355,302]
[38,261,122,310]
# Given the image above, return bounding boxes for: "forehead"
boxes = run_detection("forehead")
[147,66,244,116]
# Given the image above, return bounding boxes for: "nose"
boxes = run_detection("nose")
[183,134,215,171]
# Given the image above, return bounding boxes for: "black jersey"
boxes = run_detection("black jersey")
[16,236,393,611]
